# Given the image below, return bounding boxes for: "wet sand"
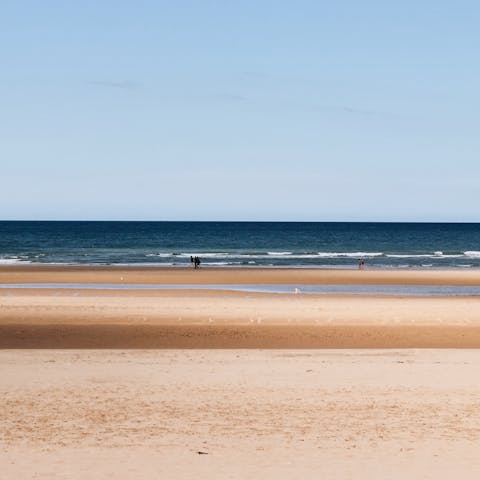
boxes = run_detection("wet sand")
[2,266,480,349]
[2,265,480,285]
[1,288,480,348]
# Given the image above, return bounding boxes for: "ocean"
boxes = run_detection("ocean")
[1,221,480,269]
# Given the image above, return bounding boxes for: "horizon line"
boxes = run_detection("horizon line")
[2,219,480,224]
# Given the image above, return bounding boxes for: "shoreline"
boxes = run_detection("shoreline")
[2,265,480,285]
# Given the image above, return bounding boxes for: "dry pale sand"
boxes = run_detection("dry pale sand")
[2,349,480,479]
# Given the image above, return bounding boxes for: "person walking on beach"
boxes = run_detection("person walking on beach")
[194,256,201,269]
[190,255,194,268]
[358,258,365,270]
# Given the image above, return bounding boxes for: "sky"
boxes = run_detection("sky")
[1,0,479,221]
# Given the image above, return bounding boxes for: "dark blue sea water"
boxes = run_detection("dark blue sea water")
[1,221,480,269]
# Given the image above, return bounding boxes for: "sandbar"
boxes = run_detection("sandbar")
[2,265,480,285]
[1,288,480,348]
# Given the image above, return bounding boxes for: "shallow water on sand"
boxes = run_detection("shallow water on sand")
[2,283,480,296]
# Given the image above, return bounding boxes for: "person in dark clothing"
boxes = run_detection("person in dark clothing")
[190,255,194,268]
[194,256,201,269]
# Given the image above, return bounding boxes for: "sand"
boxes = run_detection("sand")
[1,266,480,349]
[2,264,480,285]
[1,287,480,348]
[2,266,480,478]
[2,349,480,479]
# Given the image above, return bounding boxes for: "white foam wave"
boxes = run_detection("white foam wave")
[145,252,383,259]
[142,250,480,261]
[0,258,32,265]
[202,261,239,266]
[178,253,231,258]
[387,254,434,258]
[264,254,320,258]
[316,252,383,258]
[387,253,463,259]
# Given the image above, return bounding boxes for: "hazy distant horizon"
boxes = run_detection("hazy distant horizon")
[3,219,480,224]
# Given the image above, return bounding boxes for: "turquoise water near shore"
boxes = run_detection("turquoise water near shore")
[1,221,480,269]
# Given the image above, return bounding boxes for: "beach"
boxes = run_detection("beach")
[2,266,480,348]
[3,349,480,479]
[5,0,480,475]
[2,266,480,478]
[2,288,480,348]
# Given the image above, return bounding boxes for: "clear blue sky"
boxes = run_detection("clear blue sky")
[1,1,479,221]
